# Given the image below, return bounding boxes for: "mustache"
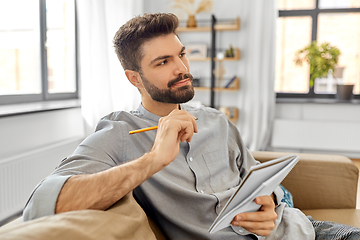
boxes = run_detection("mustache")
[167,73,193,88]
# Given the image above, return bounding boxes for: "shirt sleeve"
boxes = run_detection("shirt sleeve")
[23,175,71,221]
[23,119,123,221]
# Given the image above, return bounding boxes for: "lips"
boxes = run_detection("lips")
[171,78,190,87]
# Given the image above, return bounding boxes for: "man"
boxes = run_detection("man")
[22,13,315,239]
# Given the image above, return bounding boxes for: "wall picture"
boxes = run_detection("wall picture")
[186,44,207,58]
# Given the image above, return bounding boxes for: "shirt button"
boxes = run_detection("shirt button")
[217,204,221,208]
[189,157,193,162]
[200,190,204,194]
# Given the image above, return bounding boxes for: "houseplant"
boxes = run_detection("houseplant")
[294,41,353,100]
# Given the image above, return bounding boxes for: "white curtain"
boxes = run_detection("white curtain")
[77,0,143,136]
[236,0,278,151]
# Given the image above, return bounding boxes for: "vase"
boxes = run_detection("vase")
[336,84,354,101]
[187,15,197,28]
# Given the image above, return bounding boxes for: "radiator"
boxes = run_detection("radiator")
[0,137,83,222]
[271,119,360,152]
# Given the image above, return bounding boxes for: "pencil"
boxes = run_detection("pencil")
[129,126,158,135]
[129,117,198,135]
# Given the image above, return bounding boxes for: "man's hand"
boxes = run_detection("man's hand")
[150,109,198,170]
[231,195,278,236]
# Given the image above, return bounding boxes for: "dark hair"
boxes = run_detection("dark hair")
[113,13,179,72]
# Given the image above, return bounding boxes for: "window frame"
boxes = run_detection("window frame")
[0,0,79,105]
[277,0,360,99]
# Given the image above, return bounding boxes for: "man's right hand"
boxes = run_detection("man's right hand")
[56,108,197,214]
[150,109,198,171]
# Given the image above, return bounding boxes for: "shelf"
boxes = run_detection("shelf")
[177,17,240,32]
[188,48,240,62]
[194,77,240,91]
[219,107,239,122]
[195,87,238,91]
[229,108,239,122]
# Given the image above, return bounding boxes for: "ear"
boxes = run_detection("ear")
[125,70,143,88]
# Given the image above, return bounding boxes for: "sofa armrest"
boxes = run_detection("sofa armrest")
[251,151,359,210]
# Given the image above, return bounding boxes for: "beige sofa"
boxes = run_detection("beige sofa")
[147,151,360,238]
[2,151,360,239]
[252,151,360,227]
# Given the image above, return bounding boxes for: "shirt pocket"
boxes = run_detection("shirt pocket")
[202,149,241,192]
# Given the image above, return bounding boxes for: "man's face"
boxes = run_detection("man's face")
[138,34,194,104]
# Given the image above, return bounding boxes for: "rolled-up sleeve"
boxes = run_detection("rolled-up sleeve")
[23,175,71,221]
[23,118,124,221]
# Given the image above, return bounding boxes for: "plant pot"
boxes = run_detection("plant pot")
[187,15,197,28]
[336,84,354,101]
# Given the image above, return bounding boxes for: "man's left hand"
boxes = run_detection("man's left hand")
[231,195,278,236]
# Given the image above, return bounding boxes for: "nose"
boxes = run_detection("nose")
[174,56,188,76]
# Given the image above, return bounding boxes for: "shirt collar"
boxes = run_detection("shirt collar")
[135,103,187,123]
[136,103,161,123]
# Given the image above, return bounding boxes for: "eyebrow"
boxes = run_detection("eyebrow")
[149,46,186,66]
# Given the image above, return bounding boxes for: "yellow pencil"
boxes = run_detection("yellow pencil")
[129,126,158,135]
[129,117,198,135]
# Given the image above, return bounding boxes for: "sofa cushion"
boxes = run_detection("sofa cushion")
[303,209,360,228]
[0,192,157,240]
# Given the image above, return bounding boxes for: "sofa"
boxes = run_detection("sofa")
[1,151,359,239]
[252,151,360,227]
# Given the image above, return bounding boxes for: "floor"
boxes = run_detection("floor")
[352,159,360,209]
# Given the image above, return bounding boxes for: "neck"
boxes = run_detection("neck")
[141,98,180,117]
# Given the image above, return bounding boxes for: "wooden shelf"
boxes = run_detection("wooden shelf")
[229,108,239,122]
[194,77,240,91]
[195,87,238,91]
[177,17,240,32]
[219,107,239,122]
[188,48,240,62]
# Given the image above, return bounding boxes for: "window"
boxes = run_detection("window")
[0,0,77,105]
[275,0,360,99]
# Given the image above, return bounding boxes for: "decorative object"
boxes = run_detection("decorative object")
[294,41,341,88]
[225,44,235,58]
[185,44,207,58]
[187,15,197,28]
[172,0,213,28]
[336,84,354,101]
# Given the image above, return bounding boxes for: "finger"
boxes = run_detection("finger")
[179,121,195,142]
[167,109,197,141]
[231,218,276,236]
[255,195,275,208]
[234,210,277,223]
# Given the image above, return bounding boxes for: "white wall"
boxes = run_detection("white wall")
[0,108,85,161]
[0,108,85,222]
[270,102,360,158]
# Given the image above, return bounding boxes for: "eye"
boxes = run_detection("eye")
[179,52,186,57]
[158,59,168,66]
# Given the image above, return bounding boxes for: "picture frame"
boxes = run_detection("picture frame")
[185,44,208,58]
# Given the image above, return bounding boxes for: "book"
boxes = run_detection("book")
[224,76,237,88]
[208,155,299,234]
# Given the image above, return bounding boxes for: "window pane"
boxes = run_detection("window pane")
[278,0,315,10]
[319,0,360,9]
[316,13,360,94]
[275,17,312,93]
[46,0,76,93]
[0,0,41,95]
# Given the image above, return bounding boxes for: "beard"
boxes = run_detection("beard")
[140,72,195,104]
